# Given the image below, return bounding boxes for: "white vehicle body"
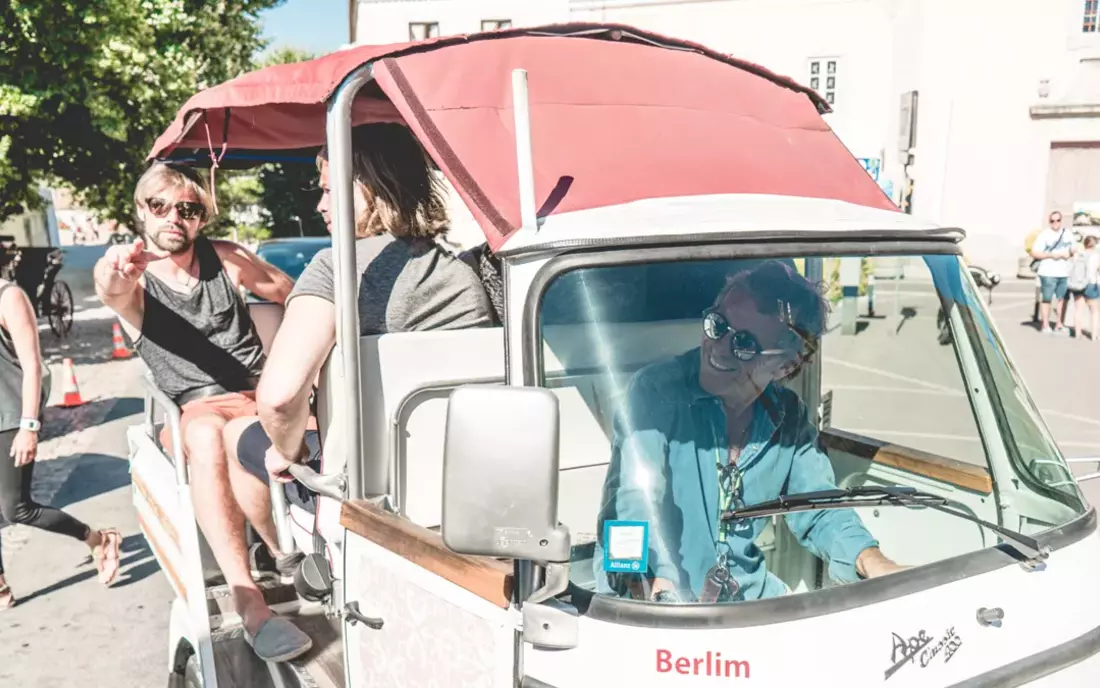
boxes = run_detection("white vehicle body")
[125,23,1100,688]
[128,192,1100,688]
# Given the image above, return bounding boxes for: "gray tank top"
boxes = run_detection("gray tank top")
[0,283,50,431]
[135,237,265,404]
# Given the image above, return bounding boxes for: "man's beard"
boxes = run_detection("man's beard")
[146,225,193,254]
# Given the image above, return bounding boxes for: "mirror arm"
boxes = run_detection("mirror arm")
[526,562,570,605]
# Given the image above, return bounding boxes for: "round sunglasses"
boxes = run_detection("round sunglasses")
[702,309,790,362]
[145,197,206,222]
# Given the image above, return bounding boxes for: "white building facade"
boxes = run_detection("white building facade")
[350,0,1100,273]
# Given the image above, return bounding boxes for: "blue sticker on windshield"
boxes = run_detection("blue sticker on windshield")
[603,520,649,573]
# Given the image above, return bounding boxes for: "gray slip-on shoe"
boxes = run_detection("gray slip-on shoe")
[243,616,313,663]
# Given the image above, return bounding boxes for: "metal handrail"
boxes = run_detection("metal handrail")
[141,374,186,485]
[324,62,375,502]
[287,463,347,503]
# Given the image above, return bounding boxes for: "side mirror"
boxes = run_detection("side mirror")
[1062,457,1100,484]
[441,385,570,564]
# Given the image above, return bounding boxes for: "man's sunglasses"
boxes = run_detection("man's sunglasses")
[145,197,206,221]
[702,309,789,362]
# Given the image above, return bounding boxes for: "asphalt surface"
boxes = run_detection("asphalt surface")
[0,354,168,688]
[825,270,1100,504]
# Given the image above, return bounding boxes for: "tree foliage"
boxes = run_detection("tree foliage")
[0,0,284,224]
[253,47,327,239]
[200,45,326,241]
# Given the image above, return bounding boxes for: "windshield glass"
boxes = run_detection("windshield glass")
[537,254,1085,606]
[257,239,330,281]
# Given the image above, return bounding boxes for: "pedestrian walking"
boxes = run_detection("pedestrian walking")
[0,274,121,609]
[1030,210,1077,335]
[1068,234,1100,340]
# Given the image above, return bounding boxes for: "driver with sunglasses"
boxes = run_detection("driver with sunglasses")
[595,260,905,604]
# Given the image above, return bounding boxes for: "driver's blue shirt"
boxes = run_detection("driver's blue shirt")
[594,348,878,601]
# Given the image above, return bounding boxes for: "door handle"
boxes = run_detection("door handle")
[344,601,384,630]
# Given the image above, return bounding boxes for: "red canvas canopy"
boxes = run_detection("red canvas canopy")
[150,24,896,251]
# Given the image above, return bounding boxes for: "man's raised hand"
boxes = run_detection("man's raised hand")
[106,238,162,280]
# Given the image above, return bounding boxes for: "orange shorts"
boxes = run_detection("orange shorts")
[160,391,258,458]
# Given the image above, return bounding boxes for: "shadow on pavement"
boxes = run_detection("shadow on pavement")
[103,397,143,424]
[39,397,142,442]
[40,332,123,367]
[25,453,133,512]
[12,534,158,606]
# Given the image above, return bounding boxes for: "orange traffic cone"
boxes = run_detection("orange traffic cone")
[59,358,85,408]
[111,322,131,359]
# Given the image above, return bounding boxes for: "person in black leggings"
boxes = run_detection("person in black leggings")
[0,277,121,609]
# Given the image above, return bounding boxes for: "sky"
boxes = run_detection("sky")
[259,0,349,58]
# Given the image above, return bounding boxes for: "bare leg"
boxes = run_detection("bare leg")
[1074,295,1086,337]
[1092,298,1100,340]
[1052,298,1065,330]
[184,415,270,635]
[1039,301,1052,331]
[223,416,281,555]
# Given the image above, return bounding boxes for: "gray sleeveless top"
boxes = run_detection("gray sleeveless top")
[135,237,265,405]
[0,283,51,431]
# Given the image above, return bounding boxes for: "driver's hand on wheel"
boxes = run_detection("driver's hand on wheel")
[105,238,162,280]
[856,546,910,579]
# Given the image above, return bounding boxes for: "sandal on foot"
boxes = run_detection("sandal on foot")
[93,529,122,586]
[0,584,16,610]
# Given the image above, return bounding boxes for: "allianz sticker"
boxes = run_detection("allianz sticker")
[884,626,963,680]
[603,520,649,573]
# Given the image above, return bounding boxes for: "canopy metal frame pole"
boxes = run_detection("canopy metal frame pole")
[326,63,375,503]
[512,68,538,234]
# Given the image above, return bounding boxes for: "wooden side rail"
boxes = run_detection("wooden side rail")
[820,427,993,494]
[341,500,514,608]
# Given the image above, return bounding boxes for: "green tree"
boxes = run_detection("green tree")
[258,161,327,238]
[0,0,284,224]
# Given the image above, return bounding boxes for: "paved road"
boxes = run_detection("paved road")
[824,270,1100,504]
[0,316,169,688]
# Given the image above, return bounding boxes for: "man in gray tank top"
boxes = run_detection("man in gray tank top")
[94,162,313,661]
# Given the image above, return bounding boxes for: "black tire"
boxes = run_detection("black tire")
[47,280,73,338]
[182,653,203,688]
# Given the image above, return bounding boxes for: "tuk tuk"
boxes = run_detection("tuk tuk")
[132,23,1100,688]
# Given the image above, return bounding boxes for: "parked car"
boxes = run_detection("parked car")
[256,236,330,281]
[246,236,331,302]
[105,231,134,246]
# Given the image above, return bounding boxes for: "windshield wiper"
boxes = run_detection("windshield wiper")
[721,486,1051,568]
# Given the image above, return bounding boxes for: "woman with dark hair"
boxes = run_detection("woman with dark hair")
[216,124,493,658]
[0,277,121,608]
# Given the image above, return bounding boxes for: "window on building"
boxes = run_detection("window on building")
[409,22,440,41]
[808,58,839,106]
[1086,0,1099,32]
[481,19,512,31]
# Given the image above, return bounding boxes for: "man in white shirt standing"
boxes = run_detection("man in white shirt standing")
[1031,210,1077,334]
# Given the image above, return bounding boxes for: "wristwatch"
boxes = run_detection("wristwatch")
[19,418,41,432]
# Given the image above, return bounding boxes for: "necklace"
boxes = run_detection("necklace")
[176,251,198,289]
